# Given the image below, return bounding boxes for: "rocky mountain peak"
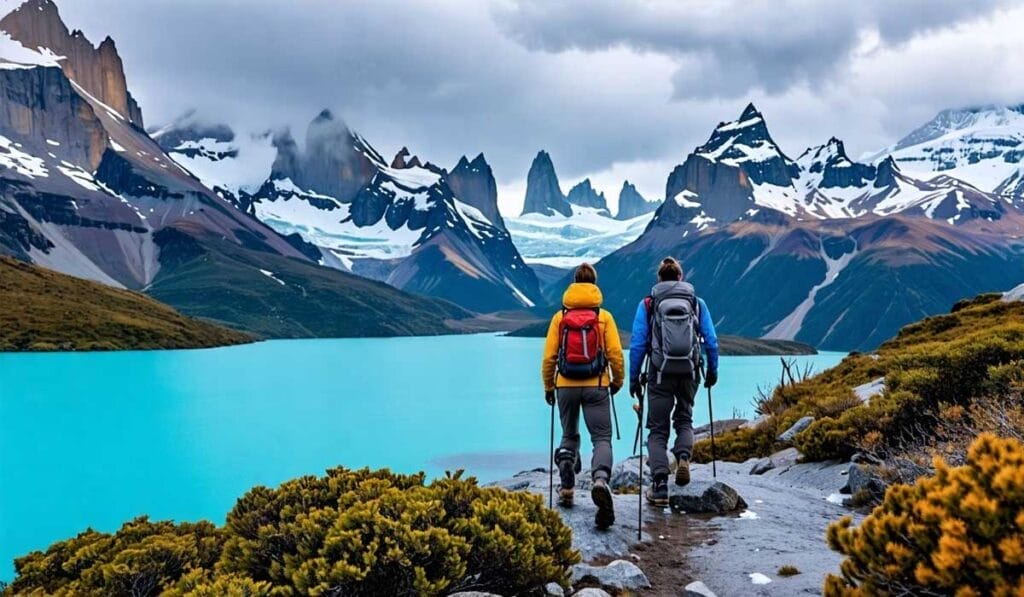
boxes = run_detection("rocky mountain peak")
[1,0,144,125]
[521,150,572,217]
[391,147,411,168]
[448,152,503,228]
[616,180,659,220]
[566,178,609,214]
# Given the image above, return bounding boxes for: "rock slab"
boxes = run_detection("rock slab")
[777,416,814,442]
[684,580,718,597]
[669,480,747,514]
[571,560,651,591]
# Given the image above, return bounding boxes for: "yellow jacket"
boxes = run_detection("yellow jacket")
[542,283,625,392]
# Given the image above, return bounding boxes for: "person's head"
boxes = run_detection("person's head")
[574,262,597,284]
[658,257,683,282]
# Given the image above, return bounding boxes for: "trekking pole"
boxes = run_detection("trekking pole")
[707,385,717,479]
[549,397,555,508]
[609,387,621,441]
[637,389,644,542]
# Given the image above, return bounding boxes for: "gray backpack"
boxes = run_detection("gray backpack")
[647,281,702,381]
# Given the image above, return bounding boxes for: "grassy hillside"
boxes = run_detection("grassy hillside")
[506,320,816,356]
[146,228,471,338]
[695,293,1024,463]
[0,257,251,351]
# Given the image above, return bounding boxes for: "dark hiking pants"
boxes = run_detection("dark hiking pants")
[646,373,699,479]
[556,386,613,487]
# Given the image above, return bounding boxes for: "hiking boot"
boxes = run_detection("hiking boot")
[558,487,574,508]
[556,450,576,490]
[646,476,669,507]
[591,478,615,530]
[675,458,691,487]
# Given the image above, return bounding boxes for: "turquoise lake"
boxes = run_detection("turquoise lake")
[0,334,845,579]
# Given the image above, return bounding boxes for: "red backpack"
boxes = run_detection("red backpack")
[557,307,608,380]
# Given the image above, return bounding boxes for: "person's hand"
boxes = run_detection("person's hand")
[545,390,555,406]
[610,382,622,396]
[704,369,718,388]
[629,378,642,399]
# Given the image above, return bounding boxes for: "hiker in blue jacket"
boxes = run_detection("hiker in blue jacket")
[629,257,719,506]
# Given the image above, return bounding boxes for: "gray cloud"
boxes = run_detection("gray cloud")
[43,0,1024,214]
[494,0,1011,99]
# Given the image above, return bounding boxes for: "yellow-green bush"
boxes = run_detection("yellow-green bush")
[697,296,1024,462]
[5,469,579,597]
[6,518,224,596]
[825,434,1024,596]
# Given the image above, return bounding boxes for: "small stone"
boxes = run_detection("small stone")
[571,560,651,591]
[544,582,565,596]
[777,416,814,442]
[684,580,718,597]
[669,481,747,514]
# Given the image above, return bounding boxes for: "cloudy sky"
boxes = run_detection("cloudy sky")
[55,0,1024,215]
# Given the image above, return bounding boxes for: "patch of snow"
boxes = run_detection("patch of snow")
[45,139,60,147]
[70,81,126,122]
[749,573,772,585]
[167,132,277,195]
[57,163,102,192]
[504,278,536,307]
[739,510,759,520]
[0,30,63,69]
[826,493,846,505]
[0,134,48,178]
[258,269,286,286]
[765,239,858,340]
[1003,282,1024,302]
[673,189,701,208]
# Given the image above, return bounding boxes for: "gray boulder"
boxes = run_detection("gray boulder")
[842,463,887,501]
[669,480,747,514]
[571,560,651,591]
[777,416,814,442]
[609,457,643,491]
[572,589,612,597]
[544,582,565,596]
[749,457,775,475]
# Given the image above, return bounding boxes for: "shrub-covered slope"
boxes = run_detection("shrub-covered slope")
[695,293,1024,462]
[0,257,250,351]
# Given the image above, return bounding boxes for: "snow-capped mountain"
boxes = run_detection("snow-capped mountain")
[871,104,1024,198]
[506,150,657,268]
[657,103,1009,232]
[594,103,1024,352]
[160,109,542,311]
[0,0,471,337]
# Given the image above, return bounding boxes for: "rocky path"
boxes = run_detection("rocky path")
[488,450,863,596]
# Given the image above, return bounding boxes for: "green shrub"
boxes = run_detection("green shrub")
[825,434,1024,596]
[5,469,578,597]
[7,517,223,596]
[705,296,1024,462]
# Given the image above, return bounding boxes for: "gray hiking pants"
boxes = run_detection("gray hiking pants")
[646,373,699,479]
[557,386,613,485]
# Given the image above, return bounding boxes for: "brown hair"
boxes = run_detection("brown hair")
[574,262,597,284]
[658,257,683,282]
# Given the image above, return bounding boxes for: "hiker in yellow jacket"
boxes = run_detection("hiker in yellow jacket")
[542,262,625,529]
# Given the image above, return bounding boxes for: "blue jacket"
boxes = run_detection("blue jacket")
[629,296,719,382]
